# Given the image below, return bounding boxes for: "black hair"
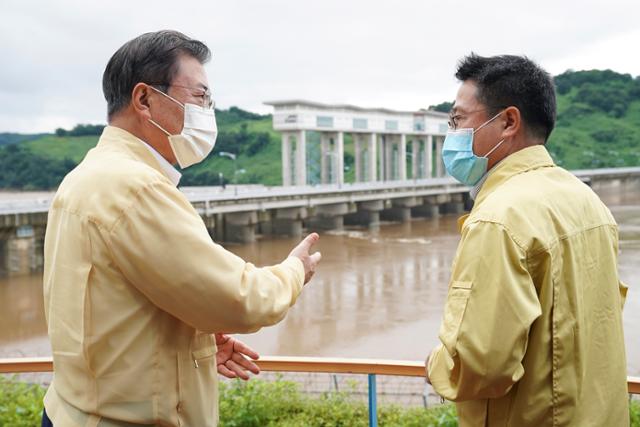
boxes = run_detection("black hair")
[455,53,556,142]
[102,30,211,120]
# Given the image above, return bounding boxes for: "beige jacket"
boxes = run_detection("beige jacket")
[43,126,305,426]
[428,146,629,426]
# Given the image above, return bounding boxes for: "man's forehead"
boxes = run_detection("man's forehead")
[173,56,209,89]
[451,81,480,113]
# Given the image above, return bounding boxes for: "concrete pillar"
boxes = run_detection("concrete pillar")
[354,134,362,183]
[272,207,307,237]
[378,135,384,181]
[344,200,383,228]
[258,221,273,236]
[368,133,377,182]
[0,233,7,278]
[224,212,258,243]
[411,139,419,180]
[436,194,452,205]
[2,229,34,276]
[426,135,434,178]
[381,207,411,222]
[443,193,465,214]
[344,210,380,227]
[399,134,407,180]
[29,233,41,272]
[412,203,440,218]
[381,197,417,222]
[31,221,46,272]
[255,211,273,236]
[307,203,349,231]
[384,136,393,181]
[412,197,440,218]
[273,219,302,236]
[336,131,344,186]
[435,136,444,177]
[295,130,307,186]
[320,133,330,184]
[282,133,292,186]
[203,214,216,239]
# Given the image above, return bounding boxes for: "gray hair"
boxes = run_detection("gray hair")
[102,30,211,120]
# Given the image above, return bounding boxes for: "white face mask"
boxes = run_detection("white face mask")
[148,86,218,169]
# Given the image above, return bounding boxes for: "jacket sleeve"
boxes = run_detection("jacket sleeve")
[104,180,305,334]
[427,220,541,401]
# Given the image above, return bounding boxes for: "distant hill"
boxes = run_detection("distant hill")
[0,133,48,146]
[1,69,639,190]
[548,69,640,169]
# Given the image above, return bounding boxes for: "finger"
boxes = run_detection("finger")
[232,352,261,375]
[233,339,260,360]
[309,251,322,266]
[225,359,251,380]
[215,333,231,345]
[297,233,320,253]
[217,363,237,379]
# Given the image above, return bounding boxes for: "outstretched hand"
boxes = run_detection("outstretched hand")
[288,233,322,284]
[215,333,260,380]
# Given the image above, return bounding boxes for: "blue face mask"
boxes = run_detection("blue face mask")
[442,112,506,186]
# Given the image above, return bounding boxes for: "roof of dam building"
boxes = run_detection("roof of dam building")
[264,99,449,118]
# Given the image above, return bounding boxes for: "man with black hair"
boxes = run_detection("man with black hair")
[426,54,628,426]
[42,31,321,426]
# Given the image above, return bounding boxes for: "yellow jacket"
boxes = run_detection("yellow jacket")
[43,126,305,427]
[428,145,629,426]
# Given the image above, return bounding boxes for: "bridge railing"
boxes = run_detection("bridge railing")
[1,356,639,427]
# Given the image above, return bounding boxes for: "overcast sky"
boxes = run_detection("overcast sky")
[2,0,640,133]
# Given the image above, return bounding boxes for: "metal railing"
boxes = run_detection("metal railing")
[2,356,639,427]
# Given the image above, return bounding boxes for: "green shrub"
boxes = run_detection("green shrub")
[0,376,46,427]
[218,377,458,427]
[631,400,640,427]
[1,375,639,427]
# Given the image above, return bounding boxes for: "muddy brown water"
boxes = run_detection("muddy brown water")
[1,190,638,375]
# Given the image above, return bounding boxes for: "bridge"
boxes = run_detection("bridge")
[0,167,639,277]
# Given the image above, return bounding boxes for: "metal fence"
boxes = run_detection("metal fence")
[2,356,640,427]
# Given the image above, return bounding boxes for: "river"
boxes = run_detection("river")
[0,188,638,375]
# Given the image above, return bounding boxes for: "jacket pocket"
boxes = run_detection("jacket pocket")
[439,281,473,356]
[192,346,215,368]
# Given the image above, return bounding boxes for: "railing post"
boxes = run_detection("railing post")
[368,373,378,427]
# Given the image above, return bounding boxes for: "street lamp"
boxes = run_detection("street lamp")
[218,152,247,195]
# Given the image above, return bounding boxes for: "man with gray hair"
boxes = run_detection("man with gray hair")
[42,30,321,426]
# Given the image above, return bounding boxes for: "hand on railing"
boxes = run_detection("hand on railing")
[215,333,260,380]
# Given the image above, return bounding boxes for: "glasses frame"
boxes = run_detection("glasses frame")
[448,106,506,130]
[149,83,215,109]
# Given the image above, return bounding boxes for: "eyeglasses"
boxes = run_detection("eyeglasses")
[150,83,215,109]
[448,107,505,130]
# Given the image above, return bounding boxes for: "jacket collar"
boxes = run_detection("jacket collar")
[457,145,555,233]
[474,144,555,208]
[96,126,181,186]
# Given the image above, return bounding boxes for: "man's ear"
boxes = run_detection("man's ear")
[501,106,521,139]
[131,83,152,121]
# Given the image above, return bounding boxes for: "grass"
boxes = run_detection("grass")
[2,375,640,426]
